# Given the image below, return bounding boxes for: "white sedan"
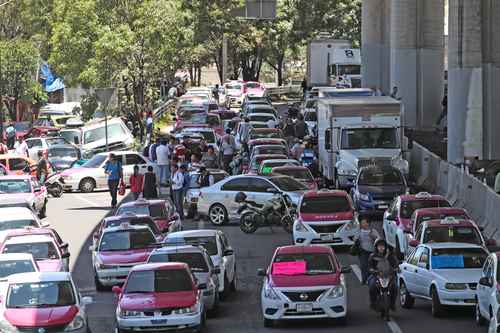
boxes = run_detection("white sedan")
[475,252,500,330]
[398,242,488,317]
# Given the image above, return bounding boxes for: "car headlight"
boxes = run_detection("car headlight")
[172,304,198,315]
[295,221,308,232]
[322,286,344,299]
[120,309,143,318]
[94,257,105,270]
[263,283,281,300]
[357,192,370,201]
[444,283,467,290]
[391,158,409,174]
[64,314,85,331]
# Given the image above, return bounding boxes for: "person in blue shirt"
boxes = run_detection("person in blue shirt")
[104,153,123,208]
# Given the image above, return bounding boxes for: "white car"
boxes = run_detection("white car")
[0,253,38,279]
[0,206,49,232]
[80,117,134,158]
[0,175,48,218]
[476,252,500,330]
[247,113,278,124]
[398,243,488,317]
[0,272,92,333]
[60,151,157,192]
[164,229,237,299]
[25,136,73,161]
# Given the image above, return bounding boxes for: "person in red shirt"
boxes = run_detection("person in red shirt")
[129,165,144,200]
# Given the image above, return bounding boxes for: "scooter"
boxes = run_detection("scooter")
[235,191,296,234]
[373,263,398,321]
[45,173,64,197]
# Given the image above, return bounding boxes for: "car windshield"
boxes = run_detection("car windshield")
[165,236,218,256]
[99,230,155,251]
[105,219,160,235]
[3,242,60,260]
[124,269,192,293]
[358,168,404,186]
[304,112,317,121]
[59,130,81,144]
[273,253,335,275]
[45,138,67,146]
[341,128,399,149]
[273,169,313,181]
[269,177,308,192]
[149,253,209,272]
[0,180,31,194]
[0,260,36,278]
[7,281,75,308]
[48,147,79,159]
[116,204,166,218]
[249,115,274,123]
[250,131,281,139]
[0,219,38,231]
[82,154,106,168]
[226,84,242,90]
[254,146,286,156]
[416,214,468,230]
[246,83,261,89]
[248,108,274,115]
[84,123,127,144]
[424,226,482,245]
[431,248,487,269]
[401,200,450,219]
[301,196,351,214]
[184,131,215,144]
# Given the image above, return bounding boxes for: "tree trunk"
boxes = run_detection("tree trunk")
[277,54,284,86]
[197,65,202,86]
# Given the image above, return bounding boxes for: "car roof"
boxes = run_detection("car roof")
[151,245,204,255]
[271,166,309,171]
[423,218,477,228]
[303,189,349,198]
[4,234,55,245]
[399,192,448,202]
[0,253,35,261]
[414,207,468,216]
[131,262,189,272]
[423,242,485,250]
[261,159,297,164]
[167,229,217,238]
[104,214,154,224]
[119,199,166,208]
[0,207,37,221]
[276,245,333,255]
[0,228,53,239]
[102,224,152,234]
[253,144,286,149]
[7,272,72,284]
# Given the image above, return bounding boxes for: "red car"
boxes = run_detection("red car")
[271,166,318,190]
[115,198,182,234]
[23,125,59,139]
[93,214,164,246]
[258,245,349,327]
[410,207,470,235]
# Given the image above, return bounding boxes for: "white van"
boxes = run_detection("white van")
[80,118,134,158]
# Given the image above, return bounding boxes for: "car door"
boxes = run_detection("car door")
[248,178,275,204]
[477,256,494,316]
[414,247,432,296]
[218,231,235,282]
[220,178,252,216]
[402,247,423,294]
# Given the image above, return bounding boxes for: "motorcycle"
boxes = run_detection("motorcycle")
[235,191,296,234]
[45,173,64,197]
[373,261,398,321]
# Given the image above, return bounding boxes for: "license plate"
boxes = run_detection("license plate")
[378,205,389,209]
[296,303,313,313]
[151,319,168,325]
[320,234,333,241]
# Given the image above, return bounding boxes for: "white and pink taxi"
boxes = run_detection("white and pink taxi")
[0,175,48,218]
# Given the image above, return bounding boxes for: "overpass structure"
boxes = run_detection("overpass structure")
[362,0,500,165]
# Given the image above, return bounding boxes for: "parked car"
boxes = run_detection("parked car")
[0,154,37,176]
[293,190,359,247]
[243,81,266,97]
[184,168,228,219]
[258,245,350,327]
[148,245,220,315]
[0,272,92,333]
[0,175,48,218]
[113,263,206,333]
[247,154,288,174]
[80,117,134,158]
[383,192,451,258]
[351,166,408,215]
[197,175,308,225]
[271,166,318,190]
[164,229,237,299]
[398,243,487,317]
[47,143,81,171]
[475,251,500,329]
[0,206,48,231]
[60,151,156,193]
[0,253,38,279]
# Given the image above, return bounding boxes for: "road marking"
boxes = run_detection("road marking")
[351,264,363,283]
[74,194,103,208]
[387,320,403,333]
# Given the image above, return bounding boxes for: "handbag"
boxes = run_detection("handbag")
[118,180,126,196]
[349,238,361,256]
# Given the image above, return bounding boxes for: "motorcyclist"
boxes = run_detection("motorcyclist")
[36,150,49,183]
[367,238,399,311]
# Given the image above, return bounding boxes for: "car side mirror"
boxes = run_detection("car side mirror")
[409,239,420,247]
[479,277,493,287]
[112,286,122,295]
[61,252,70,259]
[88,245,95,252]
[486,239,497,247]
[257,268,266,277]
[341,266,352,274]
[223,249,234,256]
[197,283,207,290]
[81,296,93,305]
[60,242,69,250]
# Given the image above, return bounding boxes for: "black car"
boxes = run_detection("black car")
[351,165,408,215]
[48,144,81,171]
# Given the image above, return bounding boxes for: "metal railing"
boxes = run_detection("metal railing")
[264,85,301,96]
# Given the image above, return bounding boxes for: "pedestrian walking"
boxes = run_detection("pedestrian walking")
[301,77,308,100]
[156,140,170,186]
[14,137,28,157]
[352,216,380,284]
[36,150,49,183]
[171,163,185,219]
[294,114,308,140]
[221,135,235,173]
[149,137,160,162]
[145,112,154,139]
[142,166,158,199]
[104,153,123,208]
[212,84,220,105]
[129,165,144,200]
[5,123,15,149]
[283,117,295,146]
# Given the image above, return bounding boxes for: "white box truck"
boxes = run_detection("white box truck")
[317,96,409,188]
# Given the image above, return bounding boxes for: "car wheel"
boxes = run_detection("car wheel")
[208,204,227,225]
[431,287,444,318]
[94,274,107,292]
[263,318,275,328]
[399,280,414,309]
[475,301,486,326]
[80,178,96,193]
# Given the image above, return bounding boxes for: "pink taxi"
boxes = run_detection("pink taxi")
[0,175,48,218]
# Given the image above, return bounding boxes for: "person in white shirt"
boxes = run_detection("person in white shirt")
[170,163,185,219]
[14,137,28,157]
[156,140,170,186]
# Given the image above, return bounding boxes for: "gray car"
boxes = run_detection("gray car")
[197,175,308,225]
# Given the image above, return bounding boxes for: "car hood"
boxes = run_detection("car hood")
[120,291,196,311]
[49,157,77,169]
[270,273,339,288]
[357,184,406,196]
[37,259,63,272]
[300,211,353,222]
[4,305,78,327]
[97,249,152,265]
[432,268,483,283]
[61,167,88,176]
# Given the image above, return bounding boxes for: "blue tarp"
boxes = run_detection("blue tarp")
[40,62,65,93]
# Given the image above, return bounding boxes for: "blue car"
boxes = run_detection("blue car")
[351,165,408,215]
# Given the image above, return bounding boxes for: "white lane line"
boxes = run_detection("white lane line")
[351,264,363,283]
[387,320,403,333]
[74,194,103,208]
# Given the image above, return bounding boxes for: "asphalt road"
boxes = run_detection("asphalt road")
[44,191,486,333]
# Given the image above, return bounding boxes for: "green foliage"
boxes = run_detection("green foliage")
[80,93,98,122]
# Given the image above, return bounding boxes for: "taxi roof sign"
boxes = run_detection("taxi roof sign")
[415,192,432,198]
[440,216,460,225]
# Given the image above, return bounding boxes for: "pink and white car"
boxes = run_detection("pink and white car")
[0,175,48,218]
[224,81,245,107]
[244,81,266,97]
[90,223,157,291]
[258,245,350,328]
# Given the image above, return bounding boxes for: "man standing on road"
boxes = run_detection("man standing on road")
[156,140,169,186]
[171,163,185,219]
[104,153,123,208]
[212,84,220,105]
[294,114,308,140]
[149,137,160,162]
[14,137,28,157]
[36,150,49,183]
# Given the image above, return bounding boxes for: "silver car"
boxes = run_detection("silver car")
[197,175,308,225]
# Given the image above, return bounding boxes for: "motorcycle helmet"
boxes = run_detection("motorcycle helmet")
[374,238,387,253]
[235,192,247,203]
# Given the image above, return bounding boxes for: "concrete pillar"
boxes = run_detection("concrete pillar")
[390,0,444,128]
[361,0,392,93]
